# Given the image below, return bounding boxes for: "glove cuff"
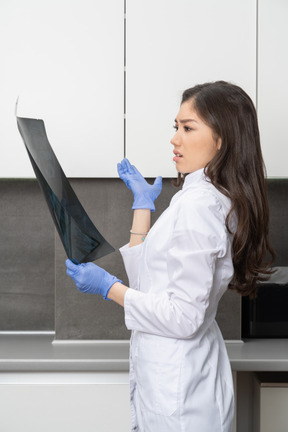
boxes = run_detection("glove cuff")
[102,276,123,300]
[132,195,155,212]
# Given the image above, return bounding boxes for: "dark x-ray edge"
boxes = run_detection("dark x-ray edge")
[17,116,115,263]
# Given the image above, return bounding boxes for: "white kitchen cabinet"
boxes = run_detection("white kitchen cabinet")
[258,0,288,177]
[0,0,124,178]
[125,0,257,177]
[253,373,288,432]
[0,370,236,432]
[0,372,130,432]
[6,1,284,179]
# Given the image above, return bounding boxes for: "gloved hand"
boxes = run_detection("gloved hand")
[117,158,162,212]
[66,259,122,300]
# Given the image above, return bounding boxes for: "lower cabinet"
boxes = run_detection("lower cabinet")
[254,372,288,432]
[0,370,238,431]
[0,372,130,432]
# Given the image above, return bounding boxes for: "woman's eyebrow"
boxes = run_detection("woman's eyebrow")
[174,118,198,124]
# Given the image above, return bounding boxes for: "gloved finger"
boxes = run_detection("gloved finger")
[122,158,135,175]
[132,164,145,180]
[66,259,79,272]
[153,176,162,191]
[117,162,125,179]
[66,268,76,277]
[117,159,132,181]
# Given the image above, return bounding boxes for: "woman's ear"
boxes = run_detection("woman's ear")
[216,137,222,151]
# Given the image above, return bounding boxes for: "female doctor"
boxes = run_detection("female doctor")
[66,81,275,432]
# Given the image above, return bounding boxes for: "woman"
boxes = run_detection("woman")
[66,81,275,432]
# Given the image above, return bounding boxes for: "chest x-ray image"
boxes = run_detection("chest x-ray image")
[17,116,115,263]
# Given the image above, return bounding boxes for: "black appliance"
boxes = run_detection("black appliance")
[242,267,288,338]
[242,179,288,339]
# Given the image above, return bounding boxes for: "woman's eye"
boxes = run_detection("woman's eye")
[173,125,193,132]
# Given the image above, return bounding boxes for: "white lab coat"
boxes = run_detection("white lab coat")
[120,168,235,432]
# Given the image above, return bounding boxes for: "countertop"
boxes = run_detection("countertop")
[0,334,129,372]
[1,334,288,372]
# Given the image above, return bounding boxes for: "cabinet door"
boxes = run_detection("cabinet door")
[258,0,288,177]
[126,0,257,177]
[0,0,124,178]
[260,387,288,432]
[0,373,130,432]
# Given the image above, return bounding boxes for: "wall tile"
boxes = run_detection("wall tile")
[0,177,245,338]
[216,290,241,340]
[0,180,54,330]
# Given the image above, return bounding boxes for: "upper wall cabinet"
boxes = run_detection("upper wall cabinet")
[126,0,257,178]
[0,0,124,178]
[258,0,288,177]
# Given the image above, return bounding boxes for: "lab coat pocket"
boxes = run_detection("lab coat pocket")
[136,335,183,417]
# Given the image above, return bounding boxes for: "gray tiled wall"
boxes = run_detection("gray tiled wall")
[0,180,54,330]
[0,178,241,339]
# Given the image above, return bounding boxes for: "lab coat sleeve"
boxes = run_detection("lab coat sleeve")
[119,242,144,290]
[124,190,229,339]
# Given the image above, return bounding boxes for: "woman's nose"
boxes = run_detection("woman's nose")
[170,133,179,146]
[170,130,178,146]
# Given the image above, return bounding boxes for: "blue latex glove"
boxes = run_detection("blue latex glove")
[117,158,162,211]
[65,259,122,300]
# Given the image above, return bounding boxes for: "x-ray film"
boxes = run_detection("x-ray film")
[17,116,115,263]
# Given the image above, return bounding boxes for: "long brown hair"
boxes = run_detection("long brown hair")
[179,81,275,297]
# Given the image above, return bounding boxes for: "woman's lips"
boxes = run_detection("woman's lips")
[173,151,182,162]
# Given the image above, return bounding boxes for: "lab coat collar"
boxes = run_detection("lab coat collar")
[182,168,208,190]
